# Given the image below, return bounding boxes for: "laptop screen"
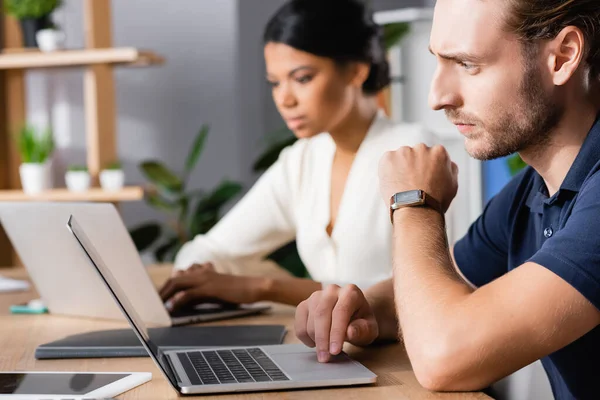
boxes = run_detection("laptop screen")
[66,215,179,390]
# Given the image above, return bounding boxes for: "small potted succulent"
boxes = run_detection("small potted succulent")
[16,124,54,195]
[4,0,63,48]
[65,165,91,192]
[100,161,125,191]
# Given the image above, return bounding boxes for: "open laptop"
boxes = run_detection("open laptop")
[67,215,377,394]
[0,202,268,326]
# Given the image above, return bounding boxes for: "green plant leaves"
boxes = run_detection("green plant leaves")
[383,22,410,50]
[252,135,298,173]
[154,236,181,263]
[507,154,528,177]
[189,210,219,238]
[5,0,62,19]
[266,241,309,278]
[184,124,209,178]
[196,180,242,213]
[134,125,243,263]
[130,223,162,252]
[140,161,183,192]
[146,192,179,212]
[16,125,54,164]
[189,181,242,236]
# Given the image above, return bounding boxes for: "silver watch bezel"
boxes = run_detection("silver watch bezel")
[390,190,426,210]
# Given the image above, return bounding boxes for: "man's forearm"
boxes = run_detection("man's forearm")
[392,207,473,360]
[364,279,399,342]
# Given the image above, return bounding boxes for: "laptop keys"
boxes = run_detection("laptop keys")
[248,348,290,381]
[180,348,289,385]
[216,350,254,382]
[176,353,202,385]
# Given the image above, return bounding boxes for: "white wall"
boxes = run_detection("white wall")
[235,0,287,184]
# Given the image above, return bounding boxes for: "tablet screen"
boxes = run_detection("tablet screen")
[0,373,129,395]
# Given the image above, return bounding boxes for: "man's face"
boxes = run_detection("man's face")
[429,0,563,160]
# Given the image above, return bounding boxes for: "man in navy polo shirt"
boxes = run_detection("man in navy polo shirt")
[293,0,600,398]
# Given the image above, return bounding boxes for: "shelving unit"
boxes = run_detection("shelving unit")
[0,187,144,202]
[0,47,164,69]
[0,0,164,266]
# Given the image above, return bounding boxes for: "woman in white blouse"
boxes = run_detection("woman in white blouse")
[159,0,430,310]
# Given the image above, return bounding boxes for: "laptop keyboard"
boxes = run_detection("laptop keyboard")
[177,348,289,385]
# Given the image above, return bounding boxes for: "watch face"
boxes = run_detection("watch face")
[392,190,424,207]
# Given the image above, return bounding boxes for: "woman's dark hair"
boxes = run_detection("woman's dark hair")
[263,0,390,95]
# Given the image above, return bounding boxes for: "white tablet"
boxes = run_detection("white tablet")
[0,371,152,399]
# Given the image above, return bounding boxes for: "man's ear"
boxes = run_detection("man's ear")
[348,62,371,90]
[546,26,586,86]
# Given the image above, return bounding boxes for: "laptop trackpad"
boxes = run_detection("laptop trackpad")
[270,350,366,381]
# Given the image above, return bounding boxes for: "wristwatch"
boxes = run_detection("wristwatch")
[389,190,442,223]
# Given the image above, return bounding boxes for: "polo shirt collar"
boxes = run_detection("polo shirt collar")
[526,112,600,212]
[560,112,600,192]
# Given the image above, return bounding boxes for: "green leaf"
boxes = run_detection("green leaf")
[383,22,410,50]
[507,154,528,177]
[178,197,189,225]
[5,0,62,19]
[188,181,241,236]
[154,237,181,263]
[15,125,54,164]
[266,241,309,278]
[189,210,219,237]
[195,181,243,214]
[140,161,183,192]
[129,223,162,252]
[184,124,209,177]
[145,192,179,212]
[252,136,298,173]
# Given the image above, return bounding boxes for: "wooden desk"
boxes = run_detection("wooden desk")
[0,267,491,399]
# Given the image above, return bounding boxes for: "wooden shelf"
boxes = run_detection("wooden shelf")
[0,47,164,70]
[0,186,144,202]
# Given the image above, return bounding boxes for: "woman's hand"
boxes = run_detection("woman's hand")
[159,263,266,311]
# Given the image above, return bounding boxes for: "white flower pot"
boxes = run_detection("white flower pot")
[19,162,52,195]
[65,171,91,192]
[100,169,125,191]
[35,29,65,52]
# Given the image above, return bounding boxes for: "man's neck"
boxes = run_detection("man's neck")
[520,103,598,196]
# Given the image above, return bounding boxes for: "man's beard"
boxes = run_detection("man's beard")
[446,61,564,161]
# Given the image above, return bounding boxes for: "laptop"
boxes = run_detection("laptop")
[67,215,377,394]
[0,202,269,326]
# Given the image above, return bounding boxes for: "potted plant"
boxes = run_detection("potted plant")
[4,0,63,48]
[16,124,54,195]
[35,22,65,52]
[100,161,125,192]
[65,165,90,192]
[129,125,243,263]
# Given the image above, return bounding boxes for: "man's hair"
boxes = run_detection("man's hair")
[504,0,600,82]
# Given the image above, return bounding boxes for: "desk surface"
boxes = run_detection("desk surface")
[0,267,490,399]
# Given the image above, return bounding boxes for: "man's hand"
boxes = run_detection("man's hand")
[379,144,459,213]
[295,284,379,363]
[159,263,264,310]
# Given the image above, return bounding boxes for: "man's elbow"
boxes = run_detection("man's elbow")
[410,341,491,392]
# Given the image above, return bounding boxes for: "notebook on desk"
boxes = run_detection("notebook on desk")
[35,325,287,359]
